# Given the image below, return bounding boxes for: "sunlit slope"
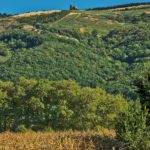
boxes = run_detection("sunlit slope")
[1,4,149,33]
[33,6,150,33]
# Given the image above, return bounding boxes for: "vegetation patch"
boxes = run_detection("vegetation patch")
[0,29,43,50]
[17,11,69,26]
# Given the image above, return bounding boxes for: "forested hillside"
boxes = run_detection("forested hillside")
[0,4,150,149]
[0,6,150,99]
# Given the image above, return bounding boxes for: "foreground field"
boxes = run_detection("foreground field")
[0,131,122,150]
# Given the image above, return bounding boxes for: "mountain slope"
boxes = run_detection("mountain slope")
[0,5,150,98]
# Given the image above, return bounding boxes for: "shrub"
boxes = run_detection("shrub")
[16,125,33,133]
[116,101,150,150]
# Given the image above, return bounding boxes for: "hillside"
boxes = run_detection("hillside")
[0,4,150,99]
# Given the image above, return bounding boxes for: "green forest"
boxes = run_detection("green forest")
[0,4,150,149]
[0,77,128,131]
[0,11,150,99]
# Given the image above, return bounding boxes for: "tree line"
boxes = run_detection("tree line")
[0,77,128,132]
[0,74,149,149]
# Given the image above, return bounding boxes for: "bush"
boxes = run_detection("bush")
[43,127,53,132]
[0,42,10,56]
[116,101,150,150]
[16,125,33,133]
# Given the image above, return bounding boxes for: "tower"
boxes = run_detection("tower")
[70,4,78,10]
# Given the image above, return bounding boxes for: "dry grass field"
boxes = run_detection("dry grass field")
[110,4,150,11]
[12,10,61,19]
[0,130,122,150]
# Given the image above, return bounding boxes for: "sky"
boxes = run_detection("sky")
[0,0,150,14]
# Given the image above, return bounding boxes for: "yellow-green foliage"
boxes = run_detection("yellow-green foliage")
[116,101,150,150]
[0,77,128,132]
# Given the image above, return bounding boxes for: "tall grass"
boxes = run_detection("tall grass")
[0,130,123,150]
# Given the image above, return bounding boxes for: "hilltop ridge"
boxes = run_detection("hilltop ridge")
[90,2,150,10]
[12,10,61,18]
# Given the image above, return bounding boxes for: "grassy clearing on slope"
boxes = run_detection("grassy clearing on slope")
[53,7,150,34]
[49,10,124,34]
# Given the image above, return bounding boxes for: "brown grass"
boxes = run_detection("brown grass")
[110,4,150,11]
[107,20,113,25]
[23,25,37,31]
[80,28,85,33]
[145,10,150,14]
[0,130,122,150]
[12,10,61,19]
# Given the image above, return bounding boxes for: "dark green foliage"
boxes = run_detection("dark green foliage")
[139,75,150,101]
[137,74,150,108]
[91,29,99,37]
[0,42,10,56]
[103,25,150,63]
[0,29,43,49]
[135,65,150,125]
